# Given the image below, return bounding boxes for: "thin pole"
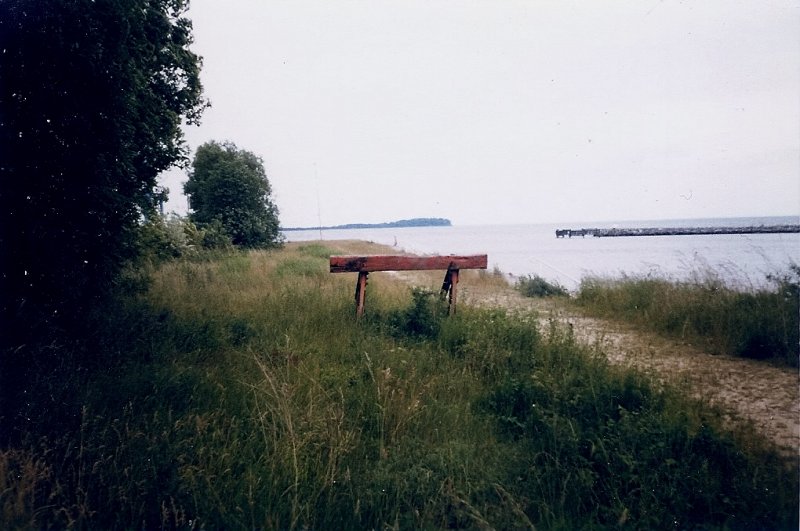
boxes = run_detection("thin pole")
[355,272,368,318]
[448,269,459,315]
[314,162,322,240]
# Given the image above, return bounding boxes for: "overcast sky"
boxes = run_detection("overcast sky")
[159,0,800,227]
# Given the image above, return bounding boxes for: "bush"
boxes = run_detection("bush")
[187,218,234,251]
[384,288,449,339]
[515,274,568,298]
[137,215,234,263]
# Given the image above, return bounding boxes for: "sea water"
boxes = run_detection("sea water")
[283,216,800,291]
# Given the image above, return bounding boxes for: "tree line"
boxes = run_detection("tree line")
[0,0,281,401]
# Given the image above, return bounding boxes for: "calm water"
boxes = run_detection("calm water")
[284,216,800,291]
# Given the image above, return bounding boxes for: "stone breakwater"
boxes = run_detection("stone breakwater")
[555,225,800,238]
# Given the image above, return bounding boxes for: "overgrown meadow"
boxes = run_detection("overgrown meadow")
[2,242,797,529]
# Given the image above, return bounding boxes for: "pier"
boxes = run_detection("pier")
[555,224,800,238]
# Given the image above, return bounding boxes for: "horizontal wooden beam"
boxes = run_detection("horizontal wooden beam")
[330,254,488,273]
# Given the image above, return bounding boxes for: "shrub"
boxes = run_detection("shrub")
[191,219,235,251]
[137,215,184,261]
[384,288,449,339]
[515,274,568,298]
[136,215,235,263]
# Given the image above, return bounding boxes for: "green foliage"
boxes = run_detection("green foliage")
[2,250,796,529]
[515,274,569,298]
[185,141,283,249]
[136,215,235,264]
[137,215,190,261]
[381,287,449,339]
[191,219,236,252]
[0,0,206,334]
[575,266,800,365]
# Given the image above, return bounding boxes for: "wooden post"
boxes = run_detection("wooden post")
[440,268,460,315]
[448,269,459,315]
[355,271,368,318]
[440,269,452,297]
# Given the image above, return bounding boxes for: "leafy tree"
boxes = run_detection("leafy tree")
[0,0,206,326]
[185,141,282,248]
[0,0,206,360]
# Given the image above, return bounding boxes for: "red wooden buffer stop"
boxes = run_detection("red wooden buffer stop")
[330,254,488,318]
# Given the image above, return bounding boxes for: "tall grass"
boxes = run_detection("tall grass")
[2,244,797,529]
[575,265,800,366]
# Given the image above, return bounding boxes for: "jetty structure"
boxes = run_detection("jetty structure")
[555,224,800,238]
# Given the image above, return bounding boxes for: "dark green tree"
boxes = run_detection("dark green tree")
[185,141,282,248]
[0,1,206,342]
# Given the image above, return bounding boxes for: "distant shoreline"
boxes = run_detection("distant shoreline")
[281,217,451,232]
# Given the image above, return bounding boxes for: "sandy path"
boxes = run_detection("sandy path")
[458,281,799,455]
[385,267,799,456]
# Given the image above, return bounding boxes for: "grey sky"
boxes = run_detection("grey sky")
[159,0,800,227]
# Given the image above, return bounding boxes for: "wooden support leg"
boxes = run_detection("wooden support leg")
[448,269,459,315]
[355,271,368,318]
[440,270,452,297]
[440,269,460,315]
